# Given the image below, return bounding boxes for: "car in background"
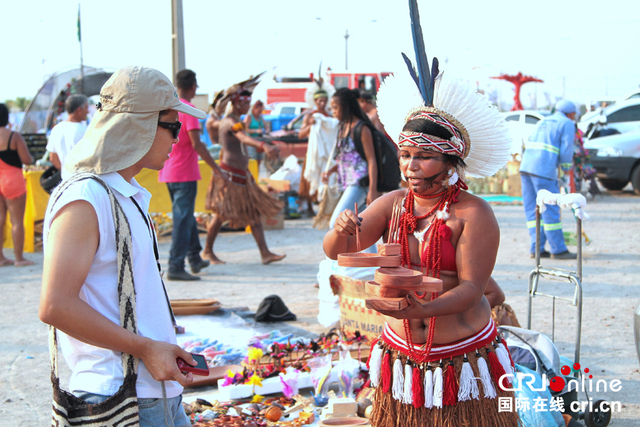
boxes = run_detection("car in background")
[500,110,551,157]
[263,102,309,131]
[584,129,640,194]
[266,113,308,160]
[578,99,640,135]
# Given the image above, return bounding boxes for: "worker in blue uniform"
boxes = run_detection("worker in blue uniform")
[520,99,577,260]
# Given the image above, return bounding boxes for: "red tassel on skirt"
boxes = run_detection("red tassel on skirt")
[487,349,509,389]
[443,361,458,406]
[381,351,392,393]
[411,366,424,408]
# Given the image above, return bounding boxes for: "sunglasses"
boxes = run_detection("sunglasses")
[158,121,182,139]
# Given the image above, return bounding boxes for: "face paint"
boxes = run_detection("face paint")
[404,169,446,188]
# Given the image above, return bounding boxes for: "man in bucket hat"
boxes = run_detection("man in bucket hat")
[39,66,201,426]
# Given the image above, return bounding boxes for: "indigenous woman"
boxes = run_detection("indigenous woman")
[323,2,518,424]
[322,88,380,230]
[242,100,267,168]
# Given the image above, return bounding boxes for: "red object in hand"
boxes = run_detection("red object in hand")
[177,353,210,376]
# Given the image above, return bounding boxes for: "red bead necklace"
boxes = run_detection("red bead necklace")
[396,181,464,364]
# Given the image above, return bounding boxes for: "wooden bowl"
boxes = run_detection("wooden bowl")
[377,243,401,256]
[172,302,222,316]
[365,280,442,298]
[374,267,423,287]
[170,298,219,307]
[337,253,401,268]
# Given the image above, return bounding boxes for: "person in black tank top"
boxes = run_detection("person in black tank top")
[0,103,34,266]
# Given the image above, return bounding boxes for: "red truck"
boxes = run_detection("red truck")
[264,70,392,163]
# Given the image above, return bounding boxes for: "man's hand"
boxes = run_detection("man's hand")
[263,143,279,160]
[139,339,195,387]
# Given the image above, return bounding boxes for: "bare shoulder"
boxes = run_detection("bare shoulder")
[219,116,235,132]
[453,190,495,218]
[365,189,406,217]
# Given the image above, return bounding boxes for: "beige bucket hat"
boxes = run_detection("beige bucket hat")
[66,66,207,175]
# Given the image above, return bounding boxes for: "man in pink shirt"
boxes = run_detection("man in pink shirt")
[159,69,223,281]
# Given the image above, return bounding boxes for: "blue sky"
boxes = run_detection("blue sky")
[3,0,639,109]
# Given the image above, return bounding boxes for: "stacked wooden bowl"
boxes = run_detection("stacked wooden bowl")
[337,244,442,311]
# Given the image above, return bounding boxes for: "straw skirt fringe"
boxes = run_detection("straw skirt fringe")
[205,167,283,229]
[370,344,521,427]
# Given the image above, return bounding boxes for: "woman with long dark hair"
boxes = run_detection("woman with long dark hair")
[323,88,380,229]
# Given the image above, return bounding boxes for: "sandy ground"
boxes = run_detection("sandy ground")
[1,188,639,426]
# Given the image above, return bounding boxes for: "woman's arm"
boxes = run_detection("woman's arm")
[359,125,380,205]
[298,113,315,139]
[322,191,399,259]
[484,276,505,308]
[14,132,34,165]
[242,114,252,131]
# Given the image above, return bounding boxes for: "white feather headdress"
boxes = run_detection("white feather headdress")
[378,68,511,178]
[377,0,511,178]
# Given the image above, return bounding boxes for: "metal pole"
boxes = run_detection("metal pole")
[171,0,186,84]
[535,206,541,266]
[577,218,582,282]
[78,3,84,94]
[344,29,349,70]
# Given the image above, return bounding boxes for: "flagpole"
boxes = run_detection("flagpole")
[78,3,84,93]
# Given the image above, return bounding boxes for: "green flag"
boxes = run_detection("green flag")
[77,4,81,42]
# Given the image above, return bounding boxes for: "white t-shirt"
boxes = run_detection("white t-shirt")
[43,172,182,399]
[46,121,88,170]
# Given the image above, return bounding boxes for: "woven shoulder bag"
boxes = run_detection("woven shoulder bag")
[47,173,140,426]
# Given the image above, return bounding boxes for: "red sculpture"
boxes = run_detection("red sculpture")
[490,72,543,111]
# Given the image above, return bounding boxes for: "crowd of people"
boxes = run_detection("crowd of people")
[0,34,595,427]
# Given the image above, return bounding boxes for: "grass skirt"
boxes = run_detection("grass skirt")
[205,162,283,229]
[370,321,521,427]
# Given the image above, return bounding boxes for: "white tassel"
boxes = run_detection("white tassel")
[392,357,404,401]
[496,344,514,377]
[436,203,450,220]
[433,364,443,408]
[476,353,497,399]
[424,366,434,408]
[457,356,479,401]
[498,342,514,369]
[368,344,383,388]
[402,363,413,405]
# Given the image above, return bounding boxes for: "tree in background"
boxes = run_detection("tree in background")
[3,97,32,112]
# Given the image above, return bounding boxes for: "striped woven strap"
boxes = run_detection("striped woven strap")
[47,173,139,382]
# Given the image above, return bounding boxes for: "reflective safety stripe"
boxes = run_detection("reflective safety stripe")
[543,222,563,231]
[525,142,559,154]
[560,163,573,170]
[527,220,541,228]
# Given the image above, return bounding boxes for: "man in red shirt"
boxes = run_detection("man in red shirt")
[159,69,224,280]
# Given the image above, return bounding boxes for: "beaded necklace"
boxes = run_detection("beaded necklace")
[395,180,465,364]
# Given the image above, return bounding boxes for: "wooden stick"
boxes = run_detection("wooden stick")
[389,200,397,243]
[355,203,361,252]
[390,198,402,243]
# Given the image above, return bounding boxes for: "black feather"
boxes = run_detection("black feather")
[408,0,432,105]
[401,53,420,89]
[430,57,439,93]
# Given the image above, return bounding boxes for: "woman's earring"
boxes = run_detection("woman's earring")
[447,169,459,186]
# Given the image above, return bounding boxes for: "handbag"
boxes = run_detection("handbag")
[40,165,62,194]
[47,173,141,426]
